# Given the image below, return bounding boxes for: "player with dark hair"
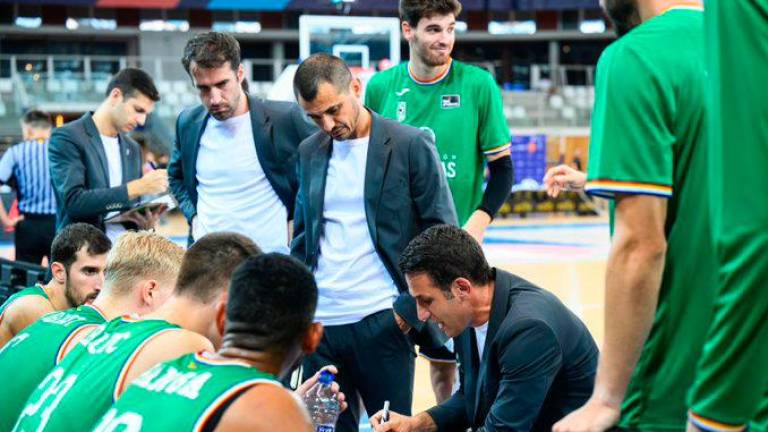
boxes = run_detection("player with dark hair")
[0,223,110,348]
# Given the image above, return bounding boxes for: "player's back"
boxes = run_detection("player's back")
[94,351,281,432]
[0,285,50,345]
[12,316,180,432]
[0,304,106,431]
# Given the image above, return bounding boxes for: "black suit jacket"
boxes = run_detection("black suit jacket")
[168,95,316,236]
[49,112,143,231]
[428,269,599,432]
[290,112,458,344]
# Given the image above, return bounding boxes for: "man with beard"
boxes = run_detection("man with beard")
[49,68,169,238]
[0,230,183,431]
[169,32,316,249]
[548,0,713,431]
[0,223,111,348]
[292,54,456,432]
[364,0,514,403]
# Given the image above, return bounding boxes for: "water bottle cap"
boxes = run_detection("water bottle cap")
[319,370,335,385]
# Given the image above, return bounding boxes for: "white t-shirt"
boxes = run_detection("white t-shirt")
[313,136,398,326]
[195,111,288,253]
[474,321,490,361]
[101,134,126,242]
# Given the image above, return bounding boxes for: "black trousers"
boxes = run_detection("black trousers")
[15,213,56,264]
[302,309,415,432]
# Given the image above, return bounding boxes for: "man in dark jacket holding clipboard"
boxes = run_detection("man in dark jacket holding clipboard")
[371,224,598,432]
[49,68,168,237]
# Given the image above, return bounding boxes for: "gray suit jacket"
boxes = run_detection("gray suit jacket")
[49,112,143,231]
[168,95,316,241]
[427,269,598,431]
[291,112,458,345]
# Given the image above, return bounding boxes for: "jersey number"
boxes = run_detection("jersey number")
[93,408,143,432]
[16,368,78,432]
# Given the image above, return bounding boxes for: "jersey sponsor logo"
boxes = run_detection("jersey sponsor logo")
[395,88,410,96]
[441,95,461,109]
[440,154,458,179]
[133,364,212,400]
[397,102,407,122]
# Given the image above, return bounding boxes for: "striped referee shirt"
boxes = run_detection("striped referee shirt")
[0,139,56,215]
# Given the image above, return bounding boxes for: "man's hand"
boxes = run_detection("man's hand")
[1,214,24,228]
[463,210,492,244]
[370,410,414,432]
[295,365,348,413]
[551,397,621,432]
[127,169,168,199]
[543,165,587,198]
[394,311,412,334]
[122,204,167,230]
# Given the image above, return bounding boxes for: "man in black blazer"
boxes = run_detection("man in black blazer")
[168,32,316,249]
[372,225,598,432]
[49,68,169,234]
[291,54,458,432]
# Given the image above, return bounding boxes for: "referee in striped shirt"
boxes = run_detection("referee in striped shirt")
[0,110,57,264]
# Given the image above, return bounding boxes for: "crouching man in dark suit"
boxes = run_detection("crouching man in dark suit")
[372,224,598,432]
[291,53,458,432]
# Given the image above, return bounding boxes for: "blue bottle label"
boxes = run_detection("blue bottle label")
[316,427,334,432]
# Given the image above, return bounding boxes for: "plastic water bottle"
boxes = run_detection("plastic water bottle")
[303,370,341,432]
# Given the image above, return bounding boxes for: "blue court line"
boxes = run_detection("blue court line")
[483,238,597,247]
[486,222,608,231]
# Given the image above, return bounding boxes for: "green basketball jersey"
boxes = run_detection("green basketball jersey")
[12,316,180,432]
[365,60,511,225]
[0,284,49,324]
[0,304,106,431]
[584,7,718,431]
[93,351,281,432]
[687,1,768,431]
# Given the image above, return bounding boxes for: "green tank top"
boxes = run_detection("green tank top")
[93,352,280,432]
[0,284,49,324]
[12,316,180,432]
[0,304,107,432]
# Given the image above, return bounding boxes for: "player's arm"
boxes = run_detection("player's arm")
[117,329,213,398]
[5,297,55,337]
[215,384,312,432]
[466,73,514,243]
[554,194,668,432]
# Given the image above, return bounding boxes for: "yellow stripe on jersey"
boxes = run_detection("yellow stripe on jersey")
[483,143,511,155]
[688,411,747,432]
[585,180,673,197]
[113,328,182,401]
[56,323,100,364]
